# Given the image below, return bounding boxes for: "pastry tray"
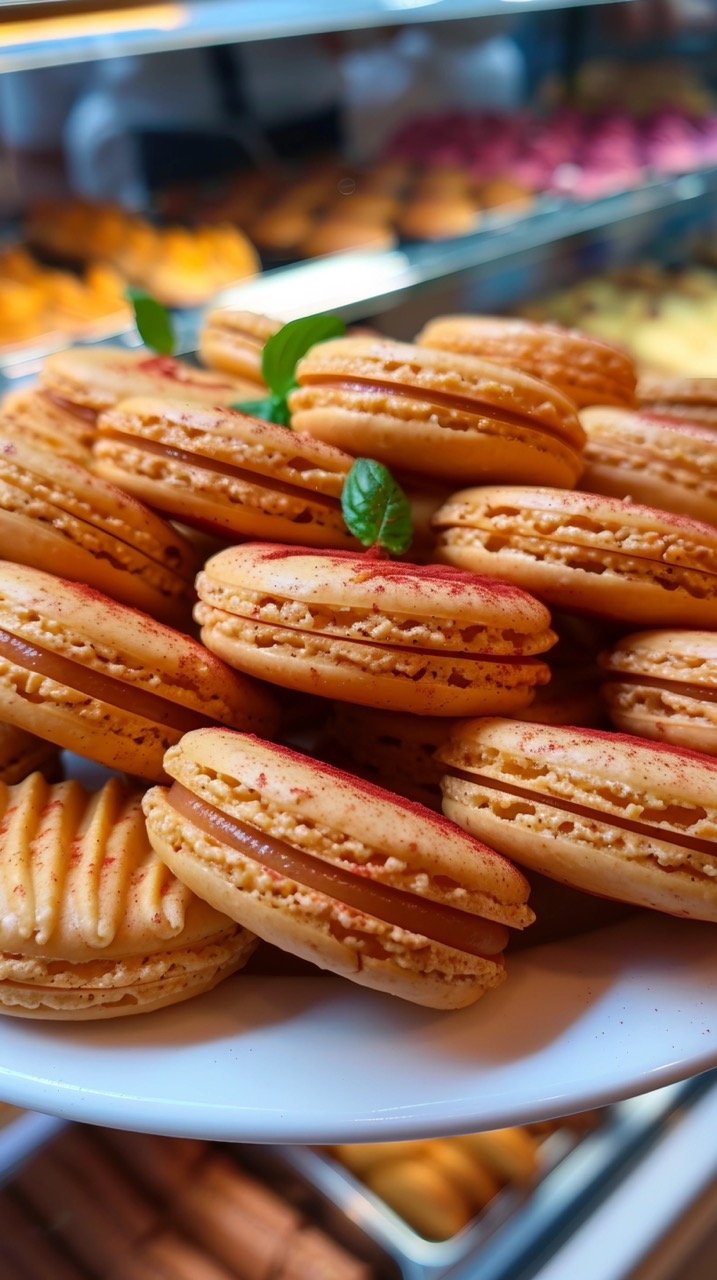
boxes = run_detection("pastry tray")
[0,1074,713,1280]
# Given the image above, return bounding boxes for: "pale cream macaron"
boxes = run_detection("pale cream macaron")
[580,406,717,524]
[599,629,717,755]
[438,718,717,921]
[0,773,256,1019]
[433,485,717,627]
[198,309,281,384]
[289,337,585,488]
[417,315,637,409]
[143,729,535,1009]
[194,543,556,717]
[94,397,357,549]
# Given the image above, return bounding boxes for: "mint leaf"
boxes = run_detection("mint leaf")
[231,395,292,427]
[341,458,412,556]
[126,288,175,355]
[262,314,345,397]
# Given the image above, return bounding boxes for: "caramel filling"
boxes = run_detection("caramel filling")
[43,393,98,424]
[445,767,717,858]
[0,630,212,733]
[299,375,576,447]
[102,432,342,510]
[168,782,509,957]
[603,673,717,704]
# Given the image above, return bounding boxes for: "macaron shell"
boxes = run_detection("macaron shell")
[41,347,260,415]
[94,397,356,549]
[289,337,585,487]
[0,562,277,780]
[0,436,198,625]
[0,721,60,784]
[143,790,506,1010]
[438,718,717,921]
[416,316,637,409]
[194,545,554,716]
[198,309,281,382]
[434,485,717,627]
[600,629,717,753]
[0,388,93,463]
[580,406,717,524]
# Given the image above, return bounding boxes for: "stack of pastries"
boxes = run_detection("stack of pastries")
[0,303,713,1025]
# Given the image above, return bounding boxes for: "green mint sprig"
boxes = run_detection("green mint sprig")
[126,288,176,355]
[232,313,345,428]
[341,458,413,556]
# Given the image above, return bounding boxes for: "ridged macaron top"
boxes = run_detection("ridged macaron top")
[416,315,637,409]
[0,560,277,730]
[40,346,260,415]
[195,543,555,654]
[0,773,237,960]
[291,336,584,444]
[0,435,198,624]
[198,309,281,383]
[160,729,534,927]
[93,397,356,548]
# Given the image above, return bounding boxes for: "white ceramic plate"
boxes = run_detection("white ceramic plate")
[0,910,714,1143]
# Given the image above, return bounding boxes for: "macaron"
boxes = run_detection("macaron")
[0,386,93,465]
[289,337,585,488]
[0,436,198,625]
[300,219,396,258]
[433,485,717,627]
[142,730,535,1008]
[320,705,456,809]
[198,309,281,384]
[0,561,277,781]
[599,629,717,754]
[637,373,717,426]
[0,772,256,1018]
[438,718,717,921]
[580,406,717,523]
[416,316,637,409]
[365,1158,472,1239]
[397,195,479,241]
[40,346,260,425]
[94,398,357,548]
[0,721,60,784]
[194,544,556,717]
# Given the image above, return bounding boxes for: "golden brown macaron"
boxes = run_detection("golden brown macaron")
[0,561,277,781]
[417,316,637,409]
[438,718,717,921]
[40,345,260,424]
[0,772,257,1019]
[289,337,585,488]
[365,1158,472,1239]
[434,485,717,627]
[143,729,535,1009]
[599,629,717,754]
[198,309,281,384]
[580,406,717,523]
[195,543,556,717]
[320,704,456,809]
[479,180,534,212]
[0,435,198,625]
[0,386,93,464]
[94,397,358,549]
[637,373,717,426]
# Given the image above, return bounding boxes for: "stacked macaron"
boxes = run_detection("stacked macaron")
[2,299,715,1026]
